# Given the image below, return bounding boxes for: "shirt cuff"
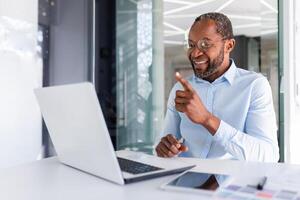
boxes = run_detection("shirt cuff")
[213,120,238,147]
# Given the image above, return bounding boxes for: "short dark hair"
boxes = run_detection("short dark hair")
[194,12,234,39]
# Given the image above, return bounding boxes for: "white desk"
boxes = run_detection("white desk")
[0,155,299,200]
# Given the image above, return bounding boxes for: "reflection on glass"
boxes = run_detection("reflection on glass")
[137,0,152,100]
[116,0,164,153]
[167,172,229,191]
[0,2,43,167]
[0,16,37,57]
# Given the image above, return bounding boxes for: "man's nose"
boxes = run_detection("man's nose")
[190,47,204,58]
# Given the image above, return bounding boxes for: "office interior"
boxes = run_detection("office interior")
[0,0,299,170]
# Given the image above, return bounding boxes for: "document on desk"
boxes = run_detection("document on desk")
[161,165,300,199]
[215,174,300,200]
[162,171,300,199]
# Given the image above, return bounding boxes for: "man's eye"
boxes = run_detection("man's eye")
[200,41,209,48]
[188,43,195,48]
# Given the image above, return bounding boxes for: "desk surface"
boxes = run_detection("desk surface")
[0,153,298,200]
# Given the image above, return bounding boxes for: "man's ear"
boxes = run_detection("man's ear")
[225,39,235,54]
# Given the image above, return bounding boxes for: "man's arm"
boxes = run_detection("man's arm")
[155,84,188,157]
[175,73,279,162]
[212,77,279,162]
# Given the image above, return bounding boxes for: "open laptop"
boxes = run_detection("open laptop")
[34,82,194,185]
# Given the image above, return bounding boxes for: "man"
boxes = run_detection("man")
[155,12,279,162]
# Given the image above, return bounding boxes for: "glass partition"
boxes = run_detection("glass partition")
[115,0,281,156]
[163,0,281,159]
[116,0,164,153]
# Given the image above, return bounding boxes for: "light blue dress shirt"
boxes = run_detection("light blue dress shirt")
[162,60,279,162]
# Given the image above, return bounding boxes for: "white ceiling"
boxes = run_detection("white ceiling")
[163,0,278,45]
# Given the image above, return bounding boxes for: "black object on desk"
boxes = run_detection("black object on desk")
[257,176,267,190]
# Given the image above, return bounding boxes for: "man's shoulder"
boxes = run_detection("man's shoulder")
[235,67,266,83]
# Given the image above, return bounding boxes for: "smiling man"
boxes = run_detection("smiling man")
[155,12,279,162]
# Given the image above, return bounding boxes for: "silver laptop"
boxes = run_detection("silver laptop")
[34,82,194,185]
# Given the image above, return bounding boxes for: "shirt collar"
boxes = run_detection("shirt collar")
[193,59,237,85]
[221,59,236,85]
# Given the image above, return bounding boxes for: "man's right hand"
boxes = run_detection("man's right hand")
[155,134,188,157]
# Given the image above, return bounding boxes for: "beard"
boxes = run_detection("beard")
[190,45,225,79]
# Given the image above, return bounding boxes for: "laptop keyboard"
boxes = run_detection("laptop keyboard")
[117,157,162,174]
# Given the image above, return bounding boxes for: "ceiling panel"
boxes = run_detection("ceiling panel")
[163,0,278,45]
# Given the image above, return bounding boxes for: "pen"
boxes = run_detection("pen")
[176,138,185,151]
[178,137,185,144]
[257,176,267,190]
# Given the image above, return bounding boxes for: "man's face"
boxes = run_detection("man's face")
[187,20,226,79]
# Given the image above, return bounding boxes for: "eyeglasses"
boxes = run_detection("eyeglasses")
[184,38,226,53]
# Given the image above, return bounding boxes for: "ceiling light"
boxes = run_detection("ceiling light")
[164,0,217,15]
[227,14,261,21]
[260,29,278,35]
[163,22,185,32]
[260,0,278,13]
[164,0,193,5]
[234,23,261,29]
[215,0,235,12]
[164,40,184,45]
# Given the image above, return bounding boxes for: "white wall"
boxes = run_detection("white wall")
[0,0,43,168]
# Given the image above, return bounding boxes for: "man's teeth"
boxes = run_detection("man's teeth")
[194,61,207,64]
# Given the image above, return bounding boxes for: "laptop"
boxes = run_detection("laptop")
[34,82,194,185]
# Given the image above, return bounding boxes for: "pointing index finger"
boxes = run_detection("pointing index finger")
[175,72,194,92]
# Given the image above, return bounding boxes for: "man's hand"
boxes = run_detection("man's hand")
[155,134,188,157]
[175,72,210,124]
[175,72,221,135]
